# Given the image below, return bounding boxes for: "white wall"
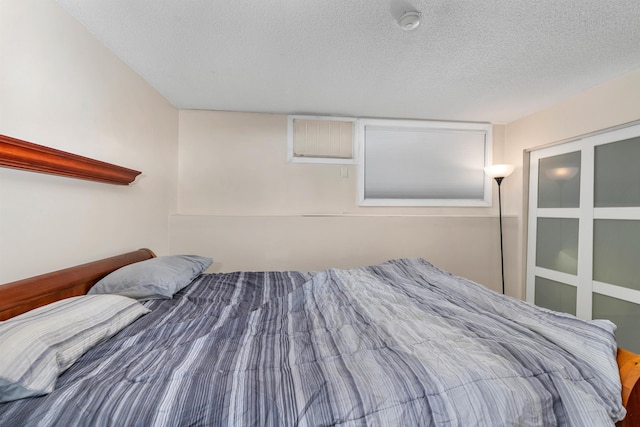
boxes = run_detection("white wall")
[0,0,178,283]
[503,69,640,299]
[173,110,510,291]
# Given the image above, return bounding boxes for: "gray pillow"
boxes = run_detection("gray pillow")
[88,255,213,300]
[0,295,150,402]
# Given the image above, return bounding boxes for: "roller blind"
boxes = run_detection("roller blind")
[358,119,492,206]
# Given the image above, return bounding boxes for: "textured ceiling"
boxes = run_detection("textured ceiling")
[55,0,640,124]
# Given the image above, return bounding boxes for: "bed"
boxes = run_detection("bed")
[0,249,638,426]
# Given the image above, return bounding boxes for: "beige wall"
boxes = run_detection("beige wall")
[179,110,504,217]
[170,215,517,290]
[0,0,178,283]
[503,69,640,299]
[174,110,510,291]
[174,66,640,295]
[5,0,635,296]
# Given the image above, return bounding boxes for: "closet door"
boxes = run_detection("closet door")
[527,142,587,318]
[591,131,640,352]
[527,124,640,352]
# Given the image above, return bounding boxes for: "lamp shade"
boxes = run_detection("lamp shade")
[484,164,515,179]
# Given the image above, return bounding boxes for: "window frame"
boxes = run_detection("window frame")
[357,118,493,207]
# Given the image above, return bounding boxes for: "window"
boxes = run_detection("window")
[287,115,357,164]
[357,119,493,206]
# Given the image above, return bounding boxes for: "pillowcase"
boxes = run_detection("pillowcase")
[0,295,149,403]
[88,255,213,300]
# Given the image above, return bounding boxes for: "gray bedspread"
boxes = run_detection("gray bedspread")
[0,258,625,426]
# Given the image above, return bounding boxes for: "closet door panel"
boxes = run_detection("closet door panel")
[536,218,579,275]
[593,293,640,353]
[593,219,640,291]
[537,151,581,208]
[594,136,640,207]
[534,276,577,315]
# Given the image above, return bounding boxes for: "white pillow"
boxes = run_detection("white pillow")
[88,255,213,300]
[0,295,150,402]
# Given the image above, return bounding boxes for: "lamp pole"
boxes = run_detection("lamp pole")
[495,176,505,295]
[484,164,514,295]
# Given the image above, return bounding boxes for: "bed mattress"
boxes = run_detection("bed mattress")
[0,258,625,426]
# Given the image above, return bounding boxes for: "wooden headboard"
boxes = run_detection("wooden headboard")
[0,247,637,425]
[0,248,155,320]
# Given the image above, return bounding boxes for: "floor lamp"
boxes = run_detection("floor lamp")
[484,164,515,294]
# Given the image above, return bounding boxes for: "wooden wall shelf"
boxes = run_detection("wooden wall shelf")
[0,134,141,185]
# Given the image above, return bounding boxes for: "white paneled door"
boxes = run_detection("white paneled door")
[527,123,640,352]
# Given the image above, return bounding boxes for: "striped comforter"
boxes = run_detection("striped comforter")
[0,258,625,426]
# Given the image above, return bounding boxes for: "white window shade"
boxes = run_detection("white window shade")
[358,119,492,206]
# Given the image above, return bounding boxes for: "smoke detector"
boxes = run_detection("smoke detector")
[398,11,421,31]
